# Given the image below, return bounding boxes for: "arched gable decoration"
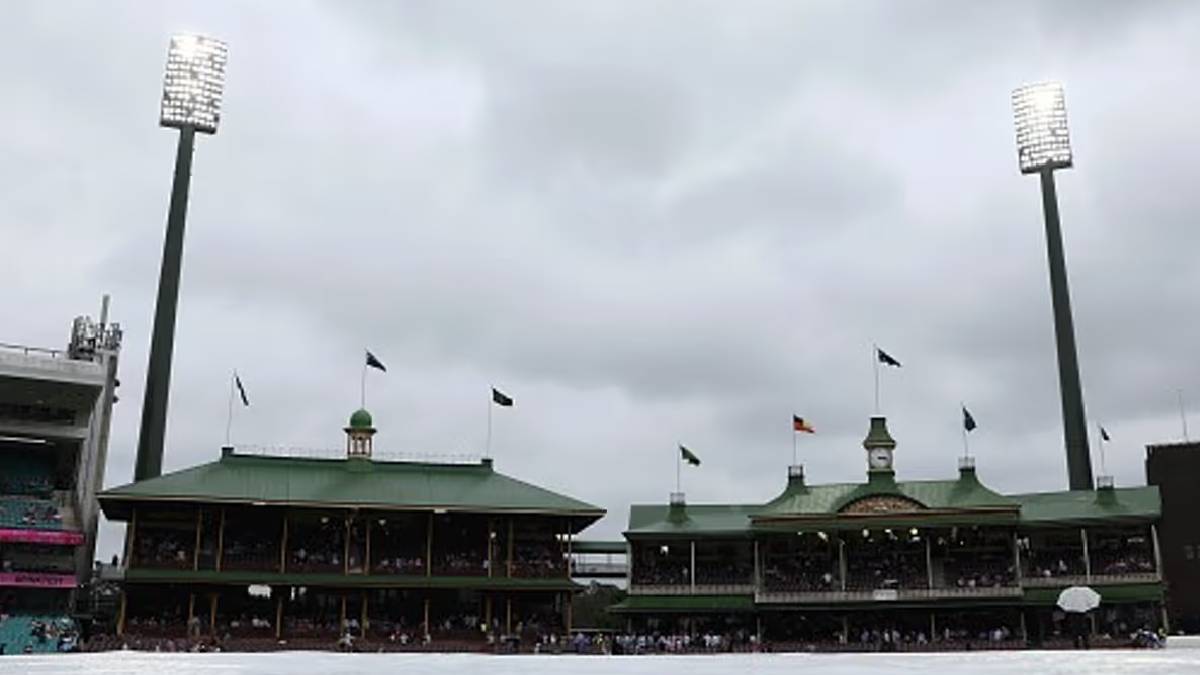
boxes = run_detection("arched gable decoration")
[839,494,926,515]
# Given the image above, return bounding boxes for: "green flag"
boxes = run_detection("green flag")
[679,444,701,466]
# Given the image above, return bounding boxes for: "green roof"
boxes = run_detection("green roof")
[756,468,1017,518]
[1012,486,1160,525]
[626,471,1158,537]
[627,503,759,537]
[571,540,627,554]
[100,451,604,526]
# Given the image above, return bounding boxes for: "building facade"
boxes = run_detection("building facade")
[97,409,604,647]
[0,305,121,635]
[1145,440,1200,632]
[615,417,1164,649]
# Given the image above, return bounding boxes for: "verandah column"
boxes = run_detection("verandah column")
[925,534,933,589]
[426,512,434,577]
[193,507,202,570]
[689,540,696,594]
[209,593,218,635]
[838,535,847,592]
[216,508,226,572]
[279,514,288,573]
[1080,528,1091,582]
[123,506,138,566]
[275,589,283,640]
[487,518,494,578]
[507,518,515,577]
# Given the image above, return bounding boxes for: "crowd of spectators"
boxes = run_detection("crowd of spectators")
[1090,535,1156,576]
[845,541,926,591]
[133,531,191,569]
[0,498,61,530]
[763,556,837,592]
[944,560,1016,589]
[373,556,425,575]
[222,536,279,572]
[0,544,73,574]
[432,550,487,576]
[289,520,346,573]
[511,543,566,578]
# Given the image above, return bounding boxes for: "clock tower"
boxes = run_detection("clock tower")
[863,415,896,473]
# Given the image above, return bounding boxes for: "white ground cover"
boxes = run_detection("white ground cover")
[7,644,1200,675]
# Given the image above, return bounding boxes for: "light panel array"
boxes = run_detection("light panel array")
[160,34,228,134]
[1012,81,1072,174]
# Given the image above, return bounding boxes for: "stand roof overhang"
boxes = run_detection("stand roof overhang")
[100,451,605,531]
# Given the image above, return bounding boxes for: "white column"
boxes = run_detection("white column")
[839,537,847,592]
[1151,524,1163,577]
[753,539,760,589]
[925,535,934,589]
[1013,531,1023,584]
[1081,528,1091,582]
[690,540,696,594]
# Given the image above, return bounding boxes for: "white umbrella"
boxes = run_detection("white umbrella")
[1057,585,1101,613]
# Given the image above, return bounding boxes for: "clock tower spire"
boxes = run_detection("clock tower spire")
[863,415,896,473]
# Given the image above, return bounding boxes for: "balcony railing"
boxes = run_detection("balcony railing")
[756,585,1022,604]
[629,583,754,596]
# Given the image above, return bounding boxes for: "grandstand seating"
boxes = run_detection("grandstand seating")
[0,615,77,654]
[0,497,62,530]
[0,454,55,496]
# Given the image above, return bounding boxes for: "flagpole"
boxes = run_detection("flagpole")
[792,429,797,466]
[960,402,969,459]
[225,370,236,447]
[361,358,368,409]
[873,343,880,414]
[486,390,494,458]
[1097,423,1108,475]
[1178,389,1190,442]
[676,444,681,494]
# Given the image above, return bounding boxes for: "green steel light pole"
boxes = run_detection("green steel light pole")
[1012,81,1094,491]
[134,34,228,481]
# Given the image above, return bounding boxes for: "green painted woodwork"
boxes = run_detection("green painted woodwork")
[124,567,579,591]
[571,540,627,554]
[609,594,756,613]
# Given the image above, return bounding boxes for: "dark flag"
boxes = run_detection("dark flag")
[365,350,387,372]
[1100,426,1111,442]
[492,387,514,407]
[680,444,701,466]
[793,415,815,433]
[877,348,902,367]
[234,373,250,407]
[963,406,977,432]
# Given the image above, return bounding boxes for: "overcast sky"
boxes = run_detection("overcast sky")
[3,1,1200,561]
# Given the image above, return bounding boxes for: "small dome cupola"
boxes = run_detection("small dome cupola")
[345,408,376,459]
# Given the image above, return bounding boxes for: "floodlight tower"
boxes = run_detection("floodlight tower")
[134,34,228,481]
[1012,81,1094,491]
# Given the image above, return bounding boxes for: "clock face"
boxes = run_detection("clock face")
[868,448,892,469]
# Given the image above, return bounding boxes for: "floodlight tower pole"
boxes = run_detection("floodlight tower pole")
[133,34,227,482]
[134,125,196,482]
[1013,82,1093,491]
[1038,167,1092,491]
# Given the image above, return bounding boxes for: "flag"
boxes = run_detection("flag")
[234,372,250,407]
[679,444,701,466]
[876,348,902,367]
[365,350,387,372]
[792,415,815,433]
[1100,426,1110,442]
[963,406,977,432]
[492,387,514,407]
